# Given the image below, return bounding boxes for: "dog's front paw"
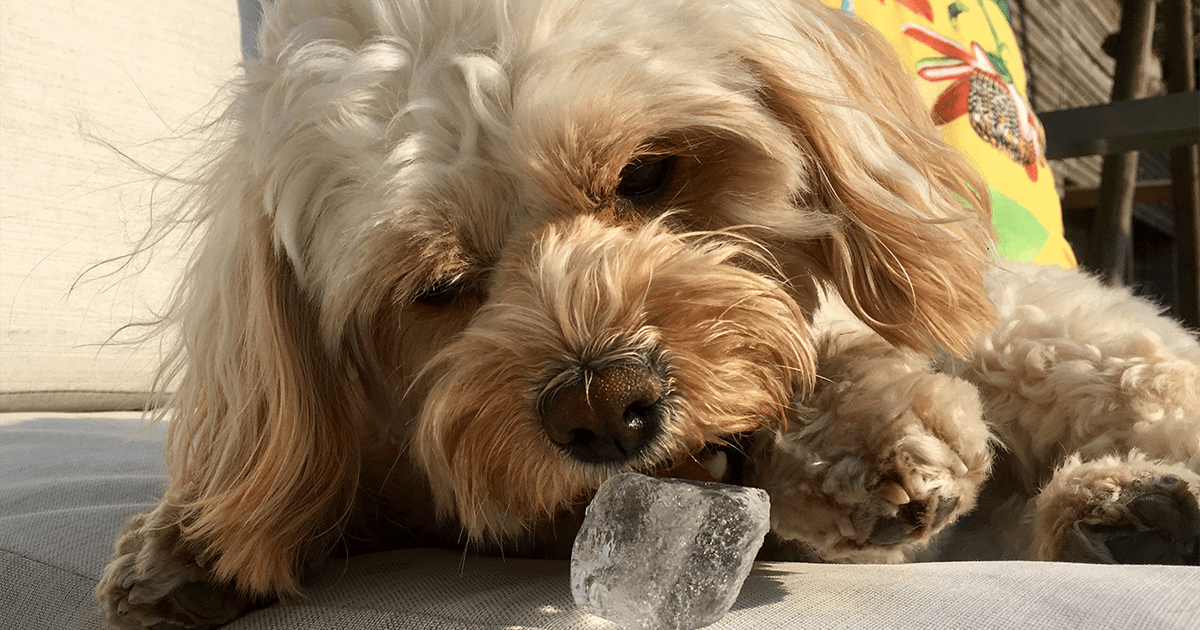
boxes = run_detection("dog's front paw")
[1035,455,1200,565]
[98,507,253,630]
[751,331,991,562]
[755,413,985,563]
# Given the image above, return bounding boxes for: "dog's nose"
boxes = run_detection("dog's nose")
[541,364,664,463]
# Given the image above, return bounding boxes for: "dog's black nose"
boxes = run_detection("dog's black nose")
[541,364,664,463]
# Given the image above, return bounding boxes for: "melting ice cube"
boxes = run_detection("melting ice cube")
[570,472,770,630]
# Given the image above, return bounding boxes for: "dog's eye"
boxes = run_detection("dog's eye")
[616,155,676,202]
[411,276,468,308]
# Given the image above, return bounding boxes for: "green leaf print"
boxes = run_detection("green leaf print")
[990,187,1048,262]
[948,1,969,29]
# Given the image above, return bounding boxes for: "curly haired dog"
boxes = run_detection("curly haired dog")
[98,0,1200,627]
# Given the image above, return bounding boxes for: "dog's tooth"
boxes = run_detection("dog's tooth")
[882,482,911,505]
[702,451,729,481]
[836,517,857,538]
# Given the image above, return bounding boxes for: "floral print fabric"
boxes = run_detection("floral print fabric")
[826,0,1076,266]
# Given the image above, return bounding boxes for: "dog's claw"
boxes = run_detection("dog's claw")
[951,455,969,477]
[882,482,911,506]
[906,475,929,497]
[836,516,857,538]
[865,495,962,547]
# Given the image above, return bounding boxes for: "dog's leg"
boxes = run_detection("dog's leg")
[751,318,992,562]
[96,495,258,630]
[951,262,1200,564]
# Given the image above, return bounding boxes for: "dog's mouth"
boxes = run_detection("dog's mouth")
[653,444,744,485]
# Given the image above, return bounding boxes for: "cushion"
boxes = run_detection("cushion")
[3,413,1198,630]
[823,0,1077,268]
[0,1,238,412]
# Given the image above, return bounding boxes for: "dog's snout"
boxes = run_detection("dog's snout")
[541,364,665,463]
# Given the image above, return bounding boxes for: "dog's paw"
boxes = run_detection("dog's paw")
[1035,456,1200,565]
[751,332,991,562]
[756,420,986,562]
[97,508,253,630]
[863,480,963,548]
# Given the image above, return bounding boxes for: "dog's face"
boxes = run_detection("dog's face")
[172,0,994,554]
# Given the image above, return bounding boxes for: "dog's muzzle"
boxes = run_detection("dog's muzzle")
[540,362,667,463]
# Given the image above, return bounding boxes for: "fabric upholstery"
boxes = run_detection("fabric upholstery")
[821,0,1077,268]
[3,414,1199,630]
[0,1,239,412]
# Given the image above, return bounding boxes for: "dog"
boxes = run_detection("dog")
[97,0,1200,627]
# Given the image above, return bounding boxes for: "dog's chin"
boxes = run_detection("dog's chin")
[555,441,656,468]
[416,417,724,544]
[411,376,798,544]
[415,393,781,545]
[560,429,697,477]
[443,428,748,547]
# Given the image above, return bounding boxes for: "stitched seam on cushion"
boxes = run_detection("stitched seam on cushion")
[0,390,154,395]
[292,604,547,629]
[0,547,99,584]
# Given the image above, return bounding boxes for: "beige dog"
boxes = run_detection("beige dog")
[97,0,1199,627]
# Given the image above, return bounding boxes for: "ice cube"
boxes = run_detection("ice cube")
[570,472,770,630]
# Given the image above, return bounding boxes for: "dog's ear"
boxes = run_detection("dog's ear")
[745,2,995,356]
[157,154,365,596]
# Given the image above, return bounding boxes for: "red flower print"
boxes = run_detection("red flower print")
[903,23,1045,181]
[880,0,935,22]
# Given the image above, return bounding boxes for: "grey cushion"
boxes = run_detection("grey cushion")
[3,413,1199,630]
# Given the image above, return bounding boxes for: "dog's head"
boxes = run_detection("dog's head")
[167,0,994,566]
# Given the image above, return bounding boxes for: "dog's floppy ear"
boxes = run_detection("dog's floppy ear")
[156,153,365,596]
[746,2,995,356]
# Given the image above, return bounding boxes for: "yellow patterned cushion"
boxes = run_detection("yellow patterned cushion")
[823,0,1076,267]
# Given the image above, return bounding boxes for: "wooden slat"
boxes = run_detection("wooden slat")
[1062,180,1176,208]
[1024,0,1122,193]
[1020,0,1121,112]
[1164,0,1200,328]
[1040,92,1200,159]
[1084,0,1158,285]
[1052,156,1104,189]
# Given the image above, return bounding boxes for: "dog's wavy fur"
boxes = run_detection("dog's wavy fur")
[97,0,1199,628]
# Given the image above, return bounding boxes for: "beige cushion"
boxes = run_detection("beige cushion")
[0,0,239,412]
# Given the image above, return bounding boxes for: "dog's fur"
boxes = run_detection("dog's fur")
[754,261,1200,564]
[98,0,1200,627]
